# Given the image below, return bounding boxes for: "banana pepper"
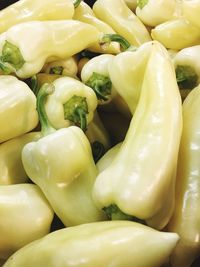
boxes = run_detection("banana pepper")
[0,20,100,78]
[44,76,98,132]
[0,75,38,143]
[3,221,179,267]
[167,84,200,267]
[0,132,41,185]
[0,184,54,260]
[93,41,183,230]
[93,0,151,47]
[182,0,200,29]
[22,83,104,226]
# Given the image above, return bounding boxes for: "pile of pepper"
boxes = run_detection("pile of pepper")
[0,0,200,266]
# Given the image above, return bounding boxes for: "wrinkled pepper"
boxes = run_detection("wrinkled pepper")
[0,20,100,78]
[182,0,200,29]
[3,221,179,267]
[93,41,183,230]
[44,76,98,132]
[0,75,38,143]
[0,184,54,260]
[22,83,105,226]
[0,132,41,185]
[167,84,200,267]
[93,0,151,47]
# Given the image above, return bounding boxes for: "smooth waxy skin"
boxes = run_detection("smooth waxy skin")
[182,0,200,28]
[167,85,200,267]
[0,0,74,34]
[93,0,151,47]
[0,184,54,260]
[0,132,41,185]
[93,42,182,230]
[3,221,179,267]
[22,126,105,226]
[0,75,38,143]
[0,20,100,78]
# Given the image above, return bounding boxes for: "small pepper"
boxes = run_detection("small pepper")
[182,0,200,29]
[0,184,54,260]
[3,221,179,267]
[93,41,182,230]
[22,83,105,226]
[93,0,152,47]
[44,76,98,132]
[0,20,100,78]
[167,84,200,267]
[0,75,38,143]
[0,132,41,185]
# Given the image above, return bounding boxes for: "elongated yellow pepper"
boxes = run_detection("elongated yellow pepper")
[0,132,41,185]
[0,0,75,34]
[93,41,183,230]
[3,221,179,267]
[0,20,100,78]
[0,184,54,260]
[93,0,151,47]
[182,0,200,28]
[0,75,38,143]
[167,84,200,267]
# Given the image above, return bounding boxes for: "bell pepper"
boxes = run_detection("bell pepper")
[0,0,79,34]
[44,76,98,132]
[22,83,105,226]
[73,1,120,54]
[167,84,200,267]
[93,41,183,230]
[0,75,38,143]
[0,20,100,78]
[93,0,151,47]
[3,220,179,267]
[136,0,178,27]
[182,0,200,29]
[0,184,54,260]
[0,132,41,185]
[151,18,200,50]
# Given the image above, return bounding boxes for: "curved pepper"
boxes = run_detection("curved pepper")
[0,184,54,260]
[0,75,38,143]
[22,83,105,226]
[167,84,200,267]
[44,76,98,132]
[0,20,100,78]
[0,132,41,185]
[73,1,120,54]
[93,41,183,230]
[3,221,179,267]
[93,0,151,47]
[182,0,200,29]
[151,18,200,50]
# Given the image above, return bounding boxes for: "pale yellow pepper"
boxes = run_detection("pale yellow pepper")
[3,221,179,267]
[0,184,54,260]
[0,75,38,143]
[182,0,200,28]
[124,0,138,11]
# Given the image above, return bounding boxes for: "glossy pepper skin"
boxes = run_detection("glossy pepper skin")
[22,84,104,226]
[0,0,75,34]
[93,0,151,47]
[3,221,179,267]
[0,184,54,260]
[0,132,41,185]
[167,84,200,267]
[182,0,200,29]
[0,75,38,143]
[93,41,183,230]
[0,20,100,78]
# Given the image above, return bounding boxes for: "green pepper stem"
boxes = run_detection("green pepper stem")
[76,107,87,132]
[36,83,57,136]
[73,0,82,8]
[0,60,13,74]
[30,75,40,96]
[100,34,134,52]
[91,141,105,163]
[137,0,149,9]
[176,65,198,90]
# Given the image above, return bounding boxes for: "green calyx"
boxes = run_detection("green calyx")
[100,34,134,52]
[63,95,88,132]
[86,72,112,101]
[73,0,82,8]
[137,0,148,9]
[91,141,105,163]
[0,41,25,72]
[176,65,198,90]
[49,66,64,75]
